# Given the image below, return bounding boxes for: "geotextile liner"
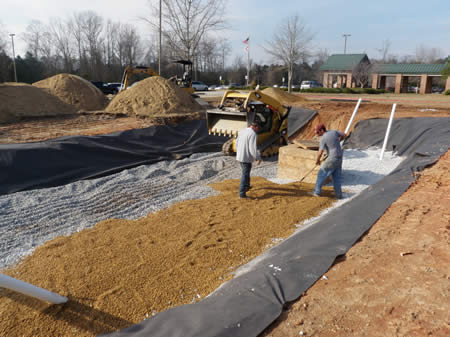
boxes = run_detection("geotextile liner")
[0,120,226,195]
[100,117,449,337]
[0,109,316,196]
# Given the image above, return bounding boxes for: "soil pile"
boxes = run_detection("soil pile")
[0,178,333,337]
[0,82,76,123]
[262,87,308,104]
[33,73,107,111]
[105,76,202,117]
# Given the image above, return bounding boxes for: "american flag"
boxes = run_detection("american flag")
[243,37,249,52]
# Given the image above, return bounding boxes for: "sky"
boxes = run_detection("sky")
[1,0,449,65]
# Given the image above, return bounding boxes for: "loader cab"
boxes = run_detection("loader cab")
[248,101,273,134]
[171,60,194,94]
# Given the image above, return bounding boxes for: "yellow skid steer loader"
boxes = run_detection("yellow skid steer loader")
[206,88,291,157]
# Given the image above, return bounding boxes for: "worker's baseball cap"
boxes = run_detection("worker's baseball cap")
[315,123,326,134]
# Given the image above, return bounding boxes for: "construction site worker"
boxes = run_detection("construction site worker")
[236,122,261,198]
[313,123,347,199]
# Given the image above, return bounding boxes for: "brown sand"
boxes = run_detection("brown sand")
[0,178,334,337]
[0,82,76,123]
[33,73,108,112]
[105,76,202,117]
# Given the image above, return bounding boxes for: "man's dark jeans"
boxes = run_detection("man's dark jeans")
[239,162,252,197]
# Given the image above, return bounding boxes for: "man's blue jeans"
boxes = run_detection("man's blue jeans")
[239,162,252,197]
[313,157,343,199]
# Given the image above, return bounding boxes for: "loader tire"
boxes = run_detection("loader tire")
[222,139,235,156]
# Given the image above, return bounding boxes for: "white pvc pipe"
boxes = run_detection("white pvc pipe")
[344,97,362,135]
[379,103,397,160]
[0,273,68,304]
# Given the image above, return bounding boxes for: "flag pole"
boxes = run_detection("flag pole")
[246,36,250,87]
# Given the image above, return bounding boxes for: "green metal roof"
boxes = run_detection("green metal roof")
[372,63,445,75]
[319,54,369,71]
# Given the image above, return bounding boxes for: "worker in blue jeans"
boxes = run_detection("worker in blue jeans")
[236,122,261,198]
[313,123,347,199]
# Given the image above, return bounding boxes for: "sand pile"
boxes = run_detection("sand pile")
[263,87,307,104]
[105,76,202,117]
[0,82,76,123]
[33,73,107,111]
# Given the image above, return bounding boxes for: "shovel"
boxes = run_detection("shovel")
[298,164,318,183]
[298,155,327,183]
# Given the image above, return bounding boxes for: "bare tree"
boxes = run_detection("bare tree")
[74,11,104,78]
[69,12,89,74]
[415,44,444,63]
[0,21,10,82]
[0,21,6,51]
[143,0,226,63]
[22,20,46,59]
[48,18,74,72]
[375,39,391,62]
[116,24,143,66]
[263,14,313,92]
[217,38,231,71]
[352,61,372,88]
[315,48,329,64]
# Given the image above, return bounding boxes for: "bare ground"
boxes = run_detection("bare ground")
[0,93,449,336]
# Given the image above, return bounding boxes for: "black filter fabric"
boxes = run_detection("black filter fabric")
[0,120,228,196]
[287,107,317,137]
[100,117,449,337]
[0,109,317,196]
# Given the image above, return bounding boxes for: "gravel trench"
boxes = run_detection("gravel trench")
[0,149,403,270]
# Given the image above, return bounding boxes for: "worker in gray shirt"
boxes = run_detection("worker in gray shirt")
[236,122,261,198]
[312,123,347,199]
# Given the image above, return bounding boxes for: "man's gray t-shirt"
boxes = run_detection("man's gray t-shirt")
[319,130,344,159]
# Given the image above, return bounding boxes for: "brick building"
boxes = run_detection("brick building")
[320,54,450,94]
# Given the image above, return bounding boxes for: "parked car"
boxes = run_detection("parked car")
[90,81,122,95]
[208,85,218,91]
[432,87,444,94]
[107,82,123,94]
[192,81,208,91]
[300,80,322,89]
[229,83,243,88]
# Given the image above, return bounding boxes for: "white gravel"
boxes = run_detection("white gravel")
[0,148,403,270]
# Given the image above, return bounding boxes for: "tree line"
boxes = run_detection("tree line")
[0,0,447,89]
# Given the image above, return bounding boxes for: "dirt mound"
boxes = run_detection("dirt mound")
[262,87,308,104]
[33,73,107,111]
[105,76,202,117]
[0,83,76,123]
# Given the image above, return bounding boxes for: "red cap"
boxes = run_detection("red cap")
[315,123,326,133]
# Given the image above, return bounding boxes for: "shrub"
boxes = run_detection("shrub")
[444,89,450,95]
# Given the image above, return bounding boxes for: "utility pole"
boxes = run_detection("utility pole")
[9,34,18,82]
[159,0,162,75]
[342,34,351,54]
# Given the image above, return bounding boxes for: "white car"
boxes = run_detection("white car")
[300,80,322,90]
[192,81,208,91]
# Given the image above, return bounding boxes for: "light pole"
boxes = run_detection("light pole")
[158,0,162,75]
[342,34,351,54]
[9,33,18,82]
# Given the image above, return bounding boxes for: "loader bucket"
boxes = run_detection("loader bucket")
[206,108,248,137]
